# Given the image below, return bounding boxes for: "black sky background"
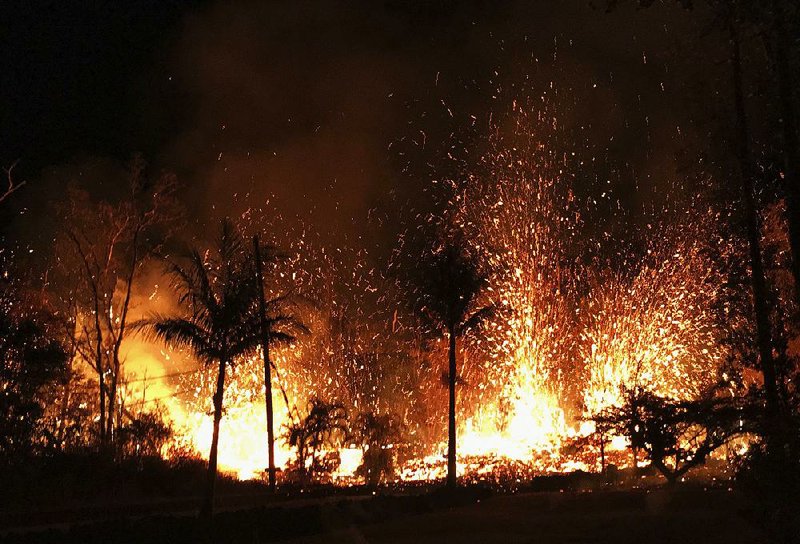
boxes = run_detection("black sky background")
[1,0,737,263]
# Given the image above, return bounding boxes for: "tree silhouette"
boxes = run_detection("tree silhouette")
[0,301,69,460]
[414,241,493,488]
[56,158,179,447]
[147,220,258,518]
[594,386,750,485]
[604,0,789,444]
[252,234,308,492]
[353,412,402,486]
[284,398,348,484]
[620,0,800,310]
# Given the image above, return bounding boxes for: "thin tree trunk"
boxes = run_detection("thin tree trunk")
[446,326,457,489]
[58,364,73,448]
[298,439,308,485]
[253,235,277,492]
[106,375,116,444]
[90,278,105,446]
[106,352,120,447]
[68,231,107,446]
[106,226,140,443]
[599,432,606,475]
[729,23,780,423]
[97,328,105,446]
[771,0,800,307]
[200,358,227,519]
[89,264,106,447]
[311,436,319,482]
[58,318,79,448]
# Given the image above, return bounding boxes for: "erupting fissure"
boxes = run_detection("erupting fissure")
[120,109,736,482]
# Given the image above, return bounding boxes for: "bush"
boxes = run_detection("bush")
[353,412,402,486]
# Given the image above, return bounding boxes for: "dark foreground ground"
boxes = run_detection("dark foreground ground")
[1,485,776,544]
[283,488,770,544]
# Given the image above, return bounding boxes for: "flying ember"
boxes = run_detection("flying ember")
[118,104,739,483]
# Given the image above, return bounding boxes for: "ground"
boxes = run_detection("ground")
[281,489,770,544]
[1,486,774,543]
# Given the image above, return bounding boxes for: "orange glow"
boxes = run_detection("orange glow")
[112,110,742,483]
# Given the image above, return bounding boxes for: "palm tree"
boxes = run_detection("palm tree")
[283,398,349,484]
[415,242,494,488]
[147,220,258,518]
[252,235,308,492]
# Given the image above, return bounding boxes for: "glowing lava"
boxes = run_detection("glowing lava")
[122,106,737,483]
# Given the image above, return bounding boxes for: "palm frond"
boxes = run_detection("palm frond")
[269,314,310,337]
[268,331,299,346]
[458,305,496,336]
[414,242,488,332]
[148,316,216,363]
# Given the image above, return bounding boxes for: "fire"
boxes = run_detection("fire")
[462,389,566,460]
[402,106,738,479]
[177,400,292,480]
[580,234,726,417]
[114,105,739,483]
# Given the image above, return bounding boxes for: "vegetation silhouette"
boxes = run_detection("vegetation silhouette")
[283,398,349,484]
[412,240,494,489]
[593,386,751,485]
[146,220,260,518]
[252,234,309,493]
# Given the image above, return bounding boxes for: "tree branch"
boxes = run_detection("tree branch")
[0,161,26,204]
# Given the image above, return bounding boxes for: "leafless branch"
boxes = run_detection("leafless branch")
[0,161,27,204]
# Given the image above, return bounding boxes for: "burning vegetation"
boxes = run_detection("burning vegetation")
[1,4,799,539]
[1,104,781,495]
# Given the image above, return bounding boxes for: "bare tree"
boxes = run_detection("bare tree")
[56,158,179,446]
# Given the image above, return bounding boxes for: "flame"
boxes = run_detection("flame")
[177,400,293,480]
[111,105,742,483]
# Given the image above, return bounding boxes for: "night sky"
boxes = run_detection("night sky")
[2,0,733,255]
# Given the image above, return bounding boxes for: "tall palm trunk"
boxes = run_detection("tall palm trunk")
[446,326,457,488]
[200,357,227,519]
[253,236,277,492]
[262,330,276,491]
[730,23,780,423]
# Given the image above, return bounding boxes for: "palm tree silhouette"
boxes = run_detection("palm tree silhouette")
[416,242,493,488]
[284,398,348,484]
[252,235,308,493]
[148,220,258,518]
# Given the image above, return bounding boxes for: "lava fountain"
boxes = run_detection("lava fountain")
[122,105,737,482]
